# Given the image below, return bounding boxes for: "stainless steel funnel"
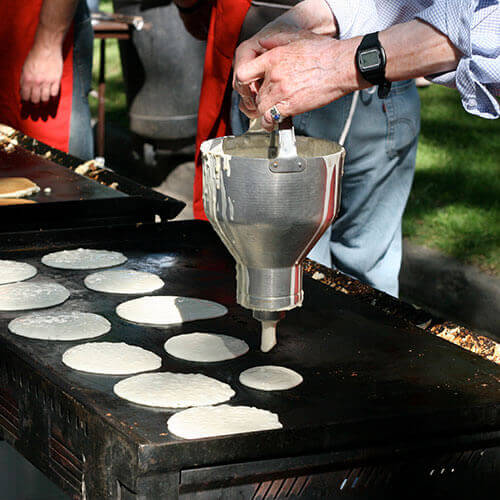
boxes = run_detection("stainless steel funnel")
[201,128,344,350]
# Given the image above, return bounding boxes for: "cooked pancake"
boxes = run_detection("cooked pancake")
[0,177,40,198]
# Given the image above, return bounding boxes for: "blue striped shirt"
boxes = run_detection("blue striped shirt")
[324,0,499,118]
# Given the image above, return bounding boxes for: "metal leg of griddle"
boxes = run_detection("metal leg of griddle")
[97,38,106,158]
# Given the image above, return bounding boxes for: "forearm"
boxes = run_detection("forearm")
[380,19,462,82]
[338,19,462,94]
[34,0,80,50]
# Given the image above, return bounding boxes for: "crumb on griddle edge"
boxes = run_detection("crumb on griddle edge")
[303,259,500,365]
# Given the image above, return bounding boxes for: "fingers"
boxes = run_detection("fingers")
[40,83,51,103]
[234,78,257,113]
[19,49,63,104]
[260,114,275,132]
[50,81,60,98]
[239,98,260,119]
[234,50,270,88]
[20,80,32,102]
[30,85,41,105]
[20,79,60,104]
[233,38,267,111]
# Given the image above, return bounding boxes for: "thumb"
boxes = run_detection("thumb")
[234,51,271,86]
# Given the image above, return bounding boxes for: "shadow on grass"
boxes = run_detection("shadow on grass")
[404,98,500,271]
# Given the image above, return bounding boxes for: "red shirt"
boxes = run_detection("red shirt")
[0,1,75,152]
[193,0,251,220]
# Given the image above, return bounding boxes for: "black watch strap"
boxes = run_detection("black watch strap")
[356,32,391,99]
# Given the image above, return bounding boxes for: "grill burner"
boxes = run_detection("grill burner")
[0,221,499,499]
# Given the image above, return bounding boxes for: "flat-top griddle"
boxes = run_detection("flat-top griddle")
[0,137,185,232]
[0,145,124,203]
[0,221,498,499]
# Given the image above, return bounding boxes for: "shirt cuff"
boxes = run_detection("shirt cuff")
[417,2,499,119]
[323,0,361,39]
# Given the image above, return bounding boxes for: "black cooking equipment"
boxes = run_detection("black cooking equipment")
[0,219,499,499]
[0,142,184,231]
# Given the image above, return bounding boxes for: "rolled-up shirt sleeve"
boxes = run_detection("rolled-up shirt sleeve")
[417,1,499,119]
[323,0,499,119]
[323,0,379,39]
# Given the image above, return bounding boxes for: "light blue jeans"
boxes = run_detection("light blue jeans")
[69,0,94,160]
[231,80,420,297]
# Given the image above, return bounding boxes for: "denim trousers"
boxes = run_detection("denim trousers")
[69,0,94,160]
[231,80,420,297]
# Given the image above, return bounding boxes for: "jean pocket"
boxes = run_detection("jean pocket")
[385,81,421,158]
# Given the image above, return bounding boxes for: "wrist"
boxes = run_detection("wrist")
[338,37,371,95]
[33,25,65,52]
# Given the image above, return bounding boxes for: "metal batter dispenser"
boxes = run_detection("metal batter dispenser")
[202,122,345,350]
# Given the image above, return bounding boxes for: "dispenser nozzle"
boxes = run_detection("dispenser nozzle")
[253,310,285,353]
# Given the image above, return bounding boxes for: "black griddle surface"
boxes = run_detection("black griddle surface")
[0,221,499,471]
[0,146,125,202]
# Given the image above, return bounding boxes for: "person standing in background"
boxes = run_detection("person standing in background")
[0,0,94,160]
[87,0,101,12]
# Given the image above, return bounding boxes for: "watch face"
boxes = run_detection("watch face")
[359,49,381,70]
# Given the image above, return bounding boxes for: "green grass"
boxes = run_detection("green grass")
[405,85,500,275]
[89,0,128,127]
[89,3,499,273]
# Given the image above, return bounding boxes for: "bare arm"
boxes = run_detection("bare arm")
[381,20,461,82]
[20,0,79,104]
[235,18,461,129]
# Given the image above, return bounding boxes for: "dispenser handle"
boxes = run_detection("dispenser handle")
[269,117,305,173]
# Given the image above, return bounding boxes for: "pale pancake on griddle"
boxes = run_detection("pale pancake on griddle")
[0,177,40,199]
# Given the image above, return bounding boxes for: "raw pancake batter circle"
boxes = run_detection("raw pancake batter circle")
[164,332,249,362]
[116,296,227,326]
[42,248,127,270]
[167,405,283,439]
[0,282,69,311]
[62,342,162,375]
[239,366,303,391]
[113,372,235,408]
[0,260,37,285]
[8,311,110,340]
[84,269,164,294]
[0,177,40,198]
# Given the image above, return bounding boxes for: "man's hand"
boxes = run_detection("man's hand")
[235,34,365,130]
[20,38,63,104]
[233,26,305,114]
[233,0,337,116]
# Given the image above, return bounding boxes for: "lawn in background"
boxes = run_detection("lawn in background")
[89,2,499,275]
[406,85,499,275]
[89,0,128,127]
